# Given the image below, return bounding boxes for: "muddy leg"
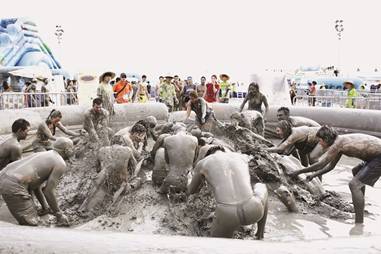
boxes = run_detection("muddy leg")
[152,148,167,186]
[349,177,365,224]
[79,169,108,213]
[253,183,268,239]
[211,206,239,238]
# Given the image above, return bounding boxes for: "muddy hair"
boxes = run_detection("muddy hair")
[248,82,259,91]
[205,145,226,158]
[11,118,30,133]
[47,109,62,120]
[277,107,290,116]
[277,120,293,140]
[130,123,147,134]
[316,126,338,146]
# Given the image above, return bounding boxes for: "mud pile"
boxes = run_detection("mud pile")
[53,124,354,239]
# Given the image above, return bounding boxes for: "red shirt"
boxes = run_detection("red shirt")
[204,82,219,102]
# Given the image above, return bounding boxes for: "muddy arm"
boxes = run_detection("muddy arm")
[39,123,56,141]
[262,95,269,116]
[56,122,80,137]
[290,150,336,176]
[267,135,294,154]
[239,96,248,112]
[10,145,22,162]
[34,186,49,211]
[188,163,205,195]
[307,154,342,180]
[42,164,66,214]
[150,134,168,159]
[83,114,99,141]
[185,101,192,120]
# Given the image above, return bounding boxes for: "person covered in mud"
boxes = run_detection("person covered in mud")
[0,119,30,170]
[290,126,381,224]
[0,137,74,226]
[113,116,157,151]
[32,109,81,152]
[267,120,324,168]
[185,90,216,132]
[188,146,268,239]
[151,123,198,194]
[83,98,113,146]
[239,82,269,116]
[276,107,320,127]
[230,111,265,137]
[112,123,147,161]
[79,144,139,213]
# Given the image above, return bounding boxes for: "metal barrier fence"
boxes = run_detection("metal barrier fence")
[293,95,381,110]
[0,92,79,110]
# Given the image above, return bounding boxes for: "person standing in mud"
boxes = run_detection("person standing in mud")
[188,146,268,239]
[97,72,115,115]
[239,82,269,117]
[0,119,30,170]
[0,137,74,226]
[32,109,81,152]
[289,126,381,224]
[276,107,320,127]
[185,91,216,132]
[151,123,198,194]
[266,120,324,168]
[83,98,113,146]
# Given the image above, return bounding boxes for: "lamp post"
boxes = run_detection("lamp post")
[55,25,64,44]
[334,20,344,75]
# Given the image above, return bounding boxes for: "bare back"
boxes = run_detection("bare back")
[164,133,198,174]
[1,151,66,190]
[330,134,381,162]
[290,116,320,127]
[199,152,253,204]
[0,137,22,170]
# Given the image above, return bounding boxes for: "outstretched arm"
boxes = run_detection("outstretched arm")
[307,154,342,181]
[188,163,205,195]
[266,136,294,154]
[290,147,339,176]
[56,122,80,137]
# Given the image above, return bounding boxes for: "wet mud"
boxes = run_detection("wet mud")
[44,123,355,239]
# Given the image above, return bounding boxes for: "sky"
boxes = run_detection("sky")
[2,0,381,81]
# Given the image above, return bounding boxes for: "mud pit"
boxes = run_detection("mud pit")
[46,122,356,240]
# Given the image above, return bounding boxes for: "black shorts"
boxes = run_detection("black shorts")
[353,155,381,187]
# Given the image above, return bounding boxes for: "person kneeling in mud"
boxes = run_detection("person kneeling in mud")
[266,120,325,169]
[290,126,381,225]
[112,124,147,161]
[188,146,268,239]
[231,111,265,137]
[79,144,139,213]
[151,123,198,194]
[114,116,157,152]
[0,137,73,226]
[83,98,113,146]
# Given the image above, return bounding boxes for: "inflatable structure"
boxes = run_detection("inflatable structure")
[0,18,61,70]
